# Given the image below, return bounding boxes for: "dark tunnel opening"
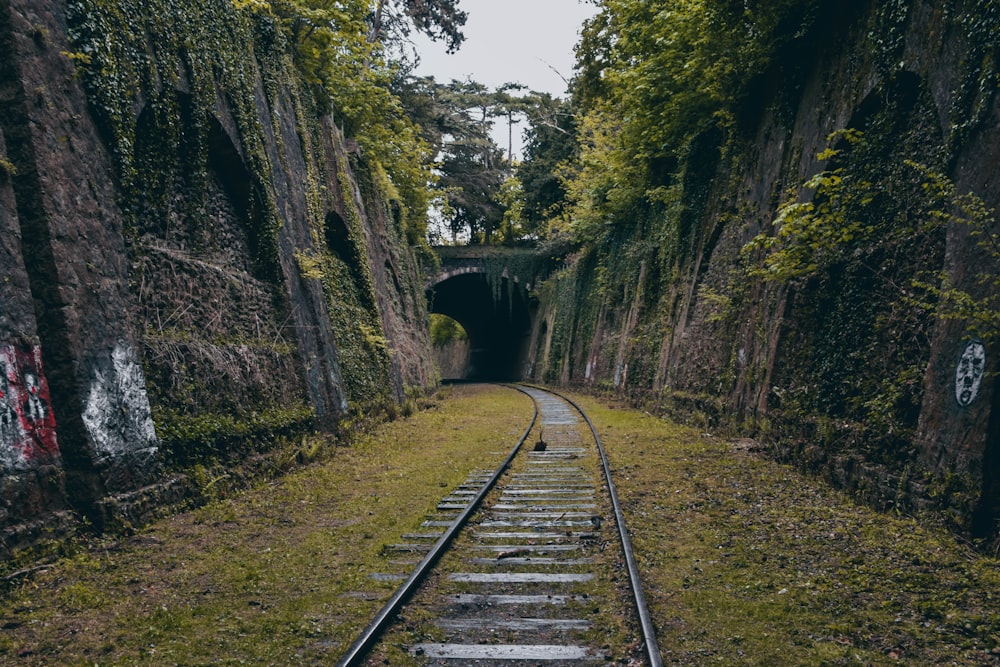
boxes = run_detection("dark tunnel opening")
[427,272,532,380]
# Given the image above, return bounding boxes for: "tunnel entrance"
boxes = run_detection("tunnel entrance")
[427,272,532,381]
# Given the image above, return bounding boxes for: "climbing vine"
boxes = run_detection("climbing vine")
[948,0,1000,152]
[66,0,283,269]
[745,130,999,343]
[61,0,434,461]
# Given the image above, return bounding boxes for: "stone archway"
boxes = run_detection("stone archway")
[427,271,532,380]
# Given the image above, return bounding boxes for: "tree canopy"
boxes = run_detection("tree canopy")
[561,0,824,242]
[396,76,569,245]
[239,0,474,243]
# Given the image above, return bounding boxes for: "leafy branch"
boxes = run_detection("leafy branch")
[744,130,1000,342]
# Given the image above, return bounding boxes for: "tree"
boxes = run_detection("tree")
[255,0,446,240]
[397,76,584,245]
[396,76,513,244]
[437,130,506,243]
[494,176,527,245]
[516,93,577,237]
[370,0,468,54]
[490,83,530,162]
[559,0,825,243]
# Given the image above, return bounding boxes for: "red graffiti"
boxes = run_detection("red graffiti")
[0,343,59,469]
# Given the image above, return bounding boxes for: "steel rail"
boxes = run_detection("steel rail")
[336,386,538,667]
[539,385,664,667]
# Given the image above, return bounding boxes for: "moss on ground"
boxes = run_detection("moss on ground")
[568,391,1000,666]
[1,386,998,664]
[0,384,532,664]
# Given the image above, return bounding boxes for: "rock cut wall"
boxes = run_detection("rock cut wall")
[527,1,1000,536]
[0,0,435,557]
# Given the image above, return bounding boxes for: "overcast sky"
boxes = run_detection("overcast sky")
[410,0,599,158]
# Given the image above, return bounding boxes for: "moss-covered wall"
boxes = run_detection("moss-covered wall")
[527,1,999,538]
[0,0,435,556]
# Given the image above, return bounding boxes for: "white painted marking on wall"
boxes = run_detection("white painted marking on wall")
[955,340,986,408]
[82,343,158,457]
[0,351,27,470]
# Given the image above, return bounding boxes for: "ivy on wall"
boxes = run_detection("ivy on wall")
[530,0,998,456]
[66,0,282,267]
[61,0,433,464]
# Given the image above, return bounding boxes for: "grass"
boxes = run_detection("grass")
[568,391,1000,665]
[1,385,998,665]
[0,384,532,664]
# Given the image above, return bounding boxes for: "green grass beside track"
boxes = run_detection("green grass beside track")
[570,392,1000,666]
[1,385,998,665]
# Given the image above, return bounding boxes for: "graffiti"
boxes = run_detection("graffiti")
[955,340,987,408]
[24,372,45,422]
[0,344,59,471]
[82,343,158,459]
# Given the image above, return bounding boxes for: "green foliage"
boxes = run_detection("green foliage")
[254,0,437,240]
[299,155,408,407]
[297,242,394,406]
[947,0,999,151]
[493,175,526,245]
[0,155,16,177]
[563,0,823,242]
[556,0,998,260]
[907,162,1000,343]
[537,0,1000,445]
[400,77,573,245]
[66,0,282,263]
[743,129,889,282]
[156,404,316,466]
[516,94,577,236]
[429,313,467,346]
[64,0,429,457]
[417,78,509,243]
[697,284,733,324]
[370,0,467,55]
[745,130,999,343]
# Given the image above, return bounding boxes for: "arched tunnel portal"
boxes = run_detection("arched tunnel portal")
[427,271,532,380]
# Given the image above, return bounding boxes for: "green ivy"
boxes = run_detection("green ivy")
[66,0,282,267]
[948,0,1000,152]
[745,130,998,343]
[155,403,316,466]
[63,0,434,462]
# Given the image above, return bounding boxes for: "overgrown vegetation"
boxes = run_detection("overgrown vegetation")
[740,126,998,445]
[519,0,1000,528]
[63,0,455,464]
[3,388,998,664]
[747,130,998,344]
[561,0,826,245]
[0,385,532,663]
[429,313,466,346]
[573,392,1000,665]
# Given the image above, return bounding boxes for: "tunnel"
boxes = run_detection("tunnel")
[427,271,532,380]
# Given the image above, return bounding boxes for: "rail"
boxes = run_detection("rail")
[335,386,537,667]
[545,386,664,666]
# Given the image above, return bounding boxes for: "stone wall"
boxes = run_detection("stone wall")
[526,1,999,537]
[0,0,434,557]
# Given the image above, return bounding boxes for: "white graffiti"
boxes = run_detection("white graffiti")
[82,343,158,458]
[0,354,26,470]
[23,372,45,422]
[955,340,987,408]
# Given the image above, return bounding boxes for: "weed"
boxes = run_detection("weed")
[0,385,532,663]
[568,390,1000,666]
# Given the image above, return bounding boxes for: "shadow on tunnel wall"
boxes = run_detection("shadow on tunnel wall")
[427,273,532,381]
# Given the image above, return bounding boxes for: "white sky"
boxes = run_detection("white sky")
[410,0,598,159]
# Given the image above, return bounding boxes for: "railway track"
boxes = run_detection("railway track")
[338,385,662,666]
